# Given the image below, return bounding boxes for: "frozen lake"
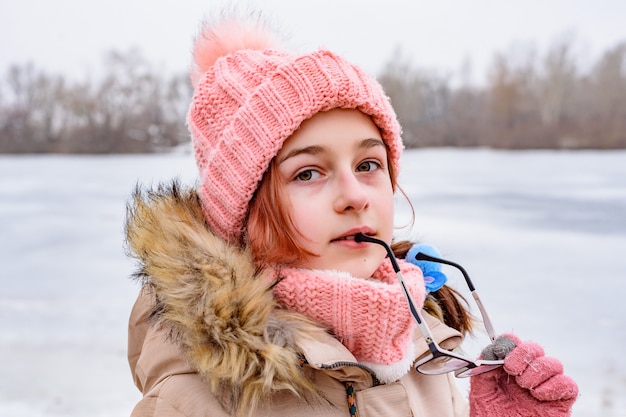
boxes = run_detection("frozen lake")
[1,148,625,416]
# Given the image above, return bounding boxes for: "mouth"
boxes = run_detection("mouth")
[331,228,375,243]
[332,235,358,242]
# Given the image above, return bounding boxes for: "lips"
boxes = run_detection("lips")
[331,227,375,242]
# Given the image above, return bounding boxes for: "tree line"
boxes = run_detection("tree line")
[381,38,626,149]
[1,39,625,153]
[0,49,192,153]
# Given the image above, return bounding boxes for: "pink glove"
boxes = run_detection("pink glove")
[469,334,578,417]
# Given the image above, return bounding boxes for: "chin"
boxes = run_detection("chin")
[348,262,380,279]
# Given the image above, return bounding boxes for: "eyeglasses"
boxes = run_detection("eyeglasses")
[354,233,503,377]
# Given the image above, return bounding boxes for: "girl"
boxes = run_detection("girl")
[125,14,578,417]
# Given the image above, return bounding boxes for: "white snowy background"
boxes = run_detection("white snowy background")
[1,148,625,416]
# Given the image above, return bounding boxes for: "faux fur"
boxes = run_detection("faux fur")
[124,181,325,415]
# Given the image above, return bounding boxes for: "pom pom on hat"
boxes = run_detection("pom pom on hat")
[187,15,403,243]
[190,16,281,87]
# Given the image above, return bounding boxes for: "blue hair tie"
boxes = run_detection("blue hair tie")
[406,243,448,293]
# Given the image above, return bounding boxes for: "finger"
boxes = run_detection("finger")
[516,356,563,389]
[503,341,545,376]
[480,335,517,360]
[531,374,579,402]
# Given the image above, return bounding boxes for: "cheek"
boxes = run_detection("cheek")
[379,186,396,239]
[285,194,321,243]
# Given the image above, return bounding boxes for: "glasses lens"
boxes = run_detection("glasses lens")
[417,356,474,375]
[455,362,503,378]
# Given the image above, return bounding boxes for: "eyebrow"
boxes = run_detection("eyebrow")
[277,138,385,165]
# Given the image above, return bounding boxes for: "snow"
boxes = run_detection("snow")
[1,149,625,416]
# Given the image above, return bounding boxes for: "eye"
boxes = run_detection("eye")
[356,160,381,172]
[295,169,320,182]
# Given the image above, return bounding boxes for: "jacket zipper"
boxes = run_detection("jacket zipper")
[320,361,381,386]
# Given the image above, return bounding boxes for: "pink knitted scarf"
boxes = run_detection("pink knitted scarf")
[272,259,425,370]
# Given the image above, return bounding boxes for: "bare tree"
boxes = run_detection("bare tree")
[378,48,453,147]
[588,42,626,147]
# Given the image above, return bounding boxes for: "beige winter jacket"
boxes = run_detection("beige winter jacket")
[125,183,470,417]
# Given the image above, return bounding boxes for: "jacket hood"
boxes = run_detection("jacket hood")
[125,181,326,414]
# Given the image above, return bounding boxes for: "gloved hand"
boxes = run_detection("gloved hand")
[469,334,578,417]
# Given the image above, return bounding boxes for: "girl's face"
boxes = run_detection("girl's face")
[276,108,394,278]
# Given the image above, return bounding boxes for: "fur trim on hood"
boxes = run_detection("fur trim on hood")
[124,181,326,415]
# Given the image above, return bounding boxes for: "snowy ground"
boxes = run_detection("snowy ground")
[1,148,625,417]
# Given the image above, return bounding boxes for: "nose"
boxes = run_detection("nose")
[333,171,369,213]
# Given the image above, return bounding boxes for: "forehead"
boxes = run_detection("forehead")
[279,108,383,153]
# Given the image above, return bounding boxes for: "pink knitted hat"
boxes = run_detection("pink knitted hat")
[188,18,403,242]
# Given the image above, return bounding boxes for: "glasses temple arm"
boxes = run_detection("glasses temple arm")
[414,252,498,343]
[354,234,440,347]
[471,292,497,343]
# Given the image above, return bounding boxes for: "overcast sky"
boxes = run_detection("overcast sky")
[2,0,625,84]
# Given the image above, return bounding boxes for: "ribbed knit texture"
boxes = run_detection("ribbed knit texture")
[272,259,425,365]
[187,22,402,242]
[469,334,578,417]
